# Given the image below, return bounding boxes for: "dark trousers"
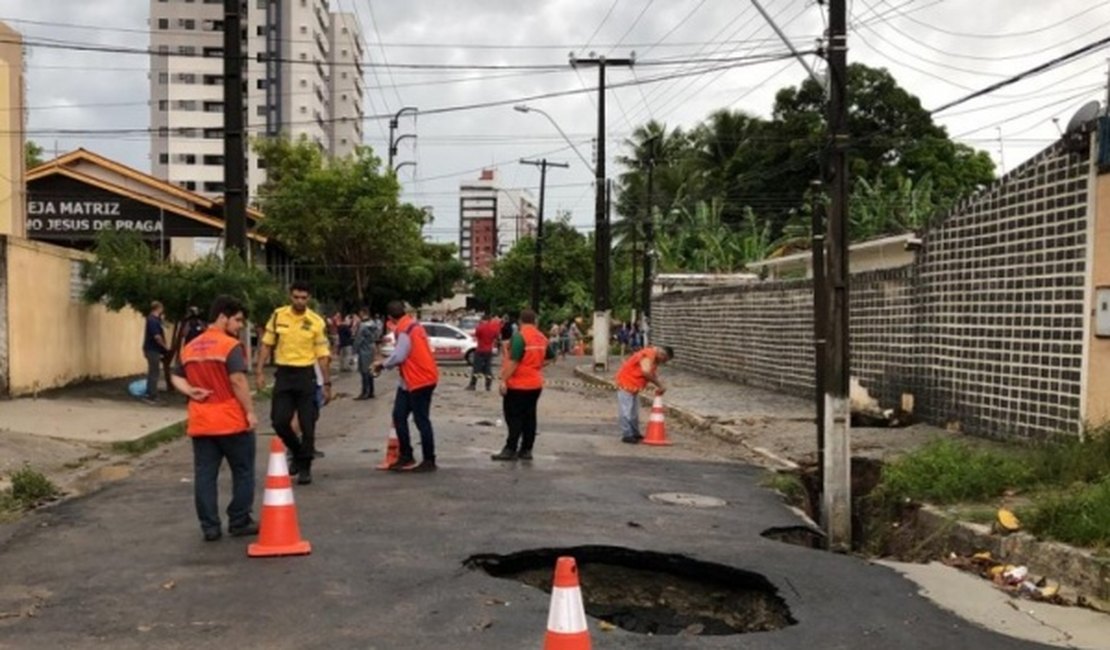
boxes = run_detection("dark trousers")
[144,351,162,398]
[192,432,255,534]
[393,385,436,462]
[359,371,375,398]
[503,388,542,453]
[468,352,494,389]
[271,366,317,462]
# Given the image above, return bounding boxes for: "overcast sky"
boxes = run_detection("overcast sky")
[6,0,1109,243]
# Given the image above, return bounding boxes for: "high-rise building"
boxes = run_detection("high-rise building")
[458,169,537,273]
[150,0,365,200]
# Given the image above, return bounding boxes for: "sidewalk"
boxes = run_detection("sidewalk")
[574,361,956,468]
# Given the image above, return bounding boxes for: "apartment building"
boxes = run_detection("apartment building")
[458,169,537,273]
[150,0,364,199]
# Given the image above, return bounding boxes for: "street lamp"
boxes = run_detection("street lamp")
[513,104,594,174]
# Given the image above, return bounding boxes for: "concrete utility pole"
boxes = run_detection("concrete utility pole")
[388,106,418,172]
[222,0,247,257]
[520,158,569,311]
[810,180,827,492]
[570,53,635,370]
[824,0,852,552]
[640,145,656,345]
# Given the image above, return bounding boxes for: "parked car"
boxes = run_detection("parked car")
[379,321,478,365]
[457,315,481,337]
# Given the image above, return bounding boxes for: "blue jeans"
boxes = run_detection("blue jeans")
[192,432,256,534]
[393,385,436,462]
[618,390,640,440]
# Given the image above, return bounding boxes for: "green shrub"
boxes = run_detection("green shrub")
[877,438,1033,504]
[9,465,60,507]
[1023,478,1110,549]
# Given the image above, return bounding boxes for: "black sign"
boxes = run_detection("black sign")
[26,174,221,240]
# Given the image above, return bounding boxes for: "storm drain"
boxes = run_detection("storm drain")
[465,546,795,636]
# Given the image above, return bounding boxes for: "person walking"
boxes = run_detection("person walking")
[142,301,171,405]
[491,309,554,461]
[467,313,500,391]
[255,281,331,485]
[614,345,673,443]
[171,296,258,542]
[373,301,440,472]
[338,313,355,373]
[353,307,381,400]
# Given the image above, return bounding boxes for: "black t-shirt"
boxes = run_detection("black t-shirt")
[500,321,514,341]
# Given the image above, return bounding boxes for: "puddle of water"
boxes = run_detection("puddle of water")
[466,545,795,636]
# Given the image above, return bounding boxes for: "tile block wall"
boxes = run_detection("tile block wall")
[654,139,1092,441]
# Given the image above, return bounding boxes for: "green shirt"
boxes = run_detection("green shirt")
[510,332,556,362]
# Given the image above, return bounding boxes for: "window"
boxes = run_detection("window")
[203,74,222,85]
[204,182,225,193]
[157,18,169,29]
[342,27,348,34]
[174,100,198,110]
[177,19,196,30]
[203,47,223,58]
[340,71,347,79]
[174,154,197,164]
[176,73,197,83]
[299,52,307,60]
[158,100,168,111]
[181,181,197,191]
[299,78,307,87]
[159,153,169,164]
[256,79,267,89]
[256,105,267,116]
[203,20,224,31]
[204,128,223,139]
[203,101,223,113]
[157,44,169,54]
[341,49,348,57]
[158,72,169,83]
[340,93,347,101]
[299,106,307,114]
[178,45,196,56]
[256,26,265,36]
[300,25,308,34]
[257,158,267,169]
[340,138,347,145]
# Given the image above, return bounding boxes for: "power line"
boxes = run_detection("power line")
[580,0,622,54]
[361,0,404,107]
[875,1,1110,40]
[609,0,657,54]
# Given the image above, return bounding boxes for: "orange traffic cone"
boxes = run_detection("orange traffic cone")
[544,557,591,650]
[375,425,400,470]
[642,395,672,446]
[248,437,312,557]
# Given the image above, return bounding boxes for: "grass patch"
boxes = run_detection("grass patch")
[110,421,186,455]
[0,465,62,519]
[876,438,1033,504]
[761,471,805,504]
[1022,479,1110,549]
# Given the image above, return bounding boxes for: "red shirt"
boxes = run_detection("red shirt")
[474,320,500,354]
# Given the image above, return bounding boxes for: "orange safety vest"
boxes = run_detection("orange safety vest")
[506,324,548,391]
[394,315,440,391]
[179,328,250,436]
[614,347,659,394]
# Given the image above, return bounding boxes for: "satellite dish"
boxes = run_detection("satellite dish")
[1065,100,1101,136]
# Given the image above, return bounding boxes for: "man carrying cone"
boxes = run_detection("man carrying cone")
[491,309,555,461]
[171,296,258,542]
[613,345,674,444]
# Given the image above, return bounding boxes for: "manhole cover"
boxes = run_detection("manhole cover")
[649,492,727,508]
[466,546,795,636]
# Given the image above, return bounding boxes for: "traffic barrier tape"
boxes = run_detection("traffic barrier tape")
[437,369,616,392]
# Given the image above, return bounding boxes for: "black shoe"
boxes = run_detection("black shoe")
[297,464,313,485]
[465,384,476,391]
[621,436,640,444]
[490,448,517,461]
[354,395,368,401]
[409,460,437,473]
[287,456,300,476]
[367,393,375,399]
[313,450,325,459]
[203,529,222,542]
[633,434,644,442]
[388,456,417,471]
[228,520,259,537]
[518,450,533,461]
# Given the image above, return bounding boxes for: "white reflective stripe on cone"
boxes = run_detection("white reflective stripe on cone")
[263,487,295,507]
[546,586,588,633]
[267,452,289,477]
[649,414,665,422]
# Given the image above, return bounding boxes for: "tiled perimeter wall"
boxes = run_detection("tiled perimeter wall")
[655,140,1093,441]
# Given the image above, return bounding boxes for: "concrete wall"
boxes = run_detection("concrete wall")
[655,133,1101,442]
[4,237,146,395]
[1083,168,1110,427]
[0,22,25,239]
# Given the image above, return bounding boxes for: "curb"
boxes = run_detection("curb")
[912,504,1110,611]
[572,366,797,470]
[109,420,187,455]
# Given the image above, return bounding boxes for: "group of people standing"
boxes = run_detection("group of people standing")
[327,310,384,401]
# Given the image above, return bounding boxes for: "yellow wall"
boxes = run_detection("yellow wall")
[1084,171,1110,427]
[0,22,26,238]
[5,237,146,395]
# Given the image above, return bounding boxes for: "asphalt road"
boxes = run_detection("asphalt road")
[0,364,1054,649]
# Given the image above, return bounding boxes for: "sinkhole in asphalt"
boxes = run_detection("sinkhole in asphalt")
[465,545,796,636]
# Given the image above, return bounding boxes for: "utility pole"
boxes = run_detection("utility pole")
[520,158,569,311]
[824,0,852,552]
[810,180,827,496]
[641,149,656,345]
[222,0,247,258]
[571,52,635,370]
[388,106,418,172]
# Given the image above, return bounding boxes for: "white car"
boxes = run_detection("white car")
[380,321,478,365]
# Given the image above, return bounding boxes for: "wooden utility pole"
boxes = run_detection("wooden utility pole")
[520,158,569,311]
[570,53,634,370]
[824,0,852,552]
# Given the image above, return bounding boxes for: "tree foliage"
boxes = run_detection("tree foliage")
[252,137,462,308]
[25,141,44,169]
[612,62,996,272]
[471,217,593,324]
